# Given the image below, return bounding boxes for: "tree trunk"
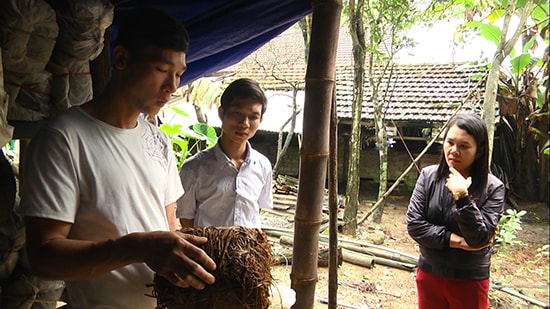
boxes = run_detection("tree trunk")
[291,1,342,308]
[372,106,387,223]
[193,103,207,124]
[483,57,503,165]
[298,15,312,63]
[342,0,365,236]
[273,87,299,178]
[540,63,549,203]
[482,0,535,164]
[521,123,538,199]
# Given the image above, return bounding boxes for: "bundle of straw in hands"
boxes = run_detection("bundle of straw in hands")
[152,226,273,309]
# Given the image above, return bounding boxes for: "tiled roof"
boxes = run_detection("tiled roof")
[335,63,486,126]
[217,25,487,127]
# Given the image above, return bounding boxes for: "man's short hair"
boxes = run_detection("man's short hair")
[115,7,189,53]
[220,78,268,115]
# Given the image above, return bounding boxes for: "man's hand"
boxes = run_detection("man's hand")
[24,217,216,286]
[141,231,216,290]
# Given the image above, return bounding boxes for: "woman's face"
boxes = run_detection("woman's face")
[443,124,478,177]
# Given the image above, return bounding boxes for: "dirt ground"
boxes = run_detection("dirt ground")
[262,190,550,309]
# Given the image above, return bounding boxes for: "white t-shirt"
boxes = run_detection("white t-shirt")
[18,107,184,309]
[176,142,273,228]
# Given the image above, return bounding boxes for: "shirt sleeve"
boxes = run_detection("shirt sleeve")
[17,128,79,223]
[258,160,273,210]
[176,164,197,219]
[452,176,505,247]
[406,167,451,250]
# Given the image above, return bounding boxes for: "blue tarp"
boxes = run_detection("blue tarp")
[111,1,313,84]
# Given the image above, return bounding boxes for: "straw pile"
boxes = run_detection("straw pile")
[153,226,273,309]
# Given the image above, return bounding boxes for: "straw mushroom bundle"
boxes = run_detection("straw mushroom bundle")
[153,226,273,309]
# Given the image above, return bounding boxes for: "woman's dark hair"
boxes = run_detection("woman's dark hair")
[437,111,490,194]
[115,7,189,53]
[220,78,268,115]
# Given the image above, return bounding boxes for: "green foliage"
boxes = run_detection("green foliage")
[509,53,531,74]
[465,21,502,46]
[364,0,417,61]
[159,105,218,170]
[496,208,527,249]
[191,123,218,146]
[532,3,550,31]
[188,78,222,108]
[159,78,222,170]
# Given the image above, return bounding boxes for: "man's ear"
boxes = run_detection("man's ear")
[112,45,129,70]
[218,106,224,120]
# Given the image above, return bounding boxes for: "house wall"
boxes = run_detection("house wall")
[356,148,440,191]
[252,138,301,177]
[251,132,440,192]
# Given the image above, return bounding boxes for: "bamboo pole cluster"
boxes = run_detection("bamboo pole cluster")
[266,227,417,272]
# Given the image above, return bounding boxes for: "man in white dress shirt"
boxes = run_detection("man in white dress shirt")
[177,78,273,229]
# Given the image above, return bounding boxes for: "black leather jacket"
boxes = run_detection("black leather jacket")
[406,165,505,279]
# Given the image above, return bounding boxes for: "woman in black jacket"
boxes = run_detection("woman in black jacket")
[407,111,505,309]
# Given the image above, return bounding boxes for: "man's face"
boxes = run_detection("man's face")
[219,98,263,144]
[118,46,186,115]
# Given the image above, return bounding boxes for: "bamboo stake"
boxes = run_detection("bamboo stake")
[328,83,339,308]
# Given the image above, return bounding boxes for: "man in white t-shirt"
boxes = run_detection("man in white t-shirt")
[177,78,273,229]
[17,8,216,308]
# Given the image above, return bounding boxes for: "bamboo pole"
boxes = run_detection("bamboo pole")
[327,73,339,309]
[291,1,342,308]
[332,240,416,265]
[280,234,414,271]
[281,236,374,268]
[280,234,415,271]
[274,193,298,202]
[340,249,375,269]
[491,282,550,308]
[266,228,417,270]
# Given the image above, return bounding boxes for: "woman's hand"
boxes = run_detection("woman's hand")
[446,167,471,197]
[449,233,494,251]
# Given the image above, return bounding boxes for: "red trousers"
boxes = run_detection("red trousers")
[416,267,490,309]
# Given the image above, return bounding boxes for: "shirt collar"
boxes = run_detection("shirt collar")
[213,141,253,165]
